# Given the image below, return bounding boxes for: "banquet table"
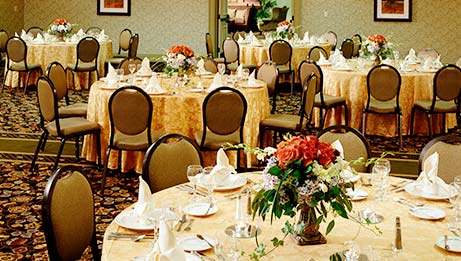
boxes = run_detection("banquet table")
[319,61,456,136]
[102,172,459,260]
[81,75,270,173]
[3,40,112,90]
[239,43,332,82]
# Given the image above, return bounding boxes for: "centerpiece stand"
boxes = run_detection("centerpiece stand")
[291,206,327,245]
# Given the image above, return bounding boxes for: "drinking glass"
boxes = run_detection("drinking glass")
[116,69,125,84]
[344,240,361,261]
[202,166,215,196]
[214,232,242,261]
[186,165,203,202]
[371,159,390,202]
[234,194,250,238]
[449,182,461,217]
[217,63,226,75]
[242,68,250,80]
[128,63,137,84]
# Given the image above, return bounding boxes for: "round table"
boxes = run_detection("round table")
[101,172,458,260]
[3,40,112,90]
[82,76,270,173]
[320,63,455,136]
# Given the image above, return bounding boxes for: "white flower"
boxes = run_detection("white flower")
[263,147,277,156]
[319,182,328,193]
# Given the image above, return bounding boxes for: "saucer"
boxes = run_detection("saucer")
[409,206,445,220]
[184,202,218,217]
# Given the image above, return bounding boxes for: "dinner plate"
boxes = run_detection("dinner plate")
[317,61,331,66]
[346,188,368,201]
[187,88,205,93]
[198,174,247,191]
[416,68,438,73]
[177,235,215,251]
[184,202,218,216]
[404,182,451,200]
[146,90,167,95]
[137,72,154,77]
[409,206,445,220]
[435,236,461,253]
[239,81,265,88]
[98,84,118,90]
[115,208,175,230]
[200,74,215,79]
[133,252,201,261]
[332,67,352,71]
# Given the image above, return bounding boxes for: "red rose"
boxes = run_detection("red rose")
[317,141,336,166]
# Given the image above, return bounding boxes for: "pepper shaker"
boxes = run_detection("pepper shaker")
[393,216,403,252]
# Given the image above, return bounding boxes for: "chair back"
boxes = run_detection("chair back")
[433,65,461,102]
[26,26,43,37]
[317,125,371,172]
[203,57,218,74]
[308,46,328,62]
[341,38,354,59]
[419,135,461,183]
[142,134,202,193]
[46,62,68,102]
[118,28,132,54]
[299,60,323,94]
[417,48,439,60]
[351,34,362,57]
[108,86,153,146]
[128,33,139,58]
[322,31,337,50]
[6,36,27,64]
[296,73,317,129]
[205,32,213,57]
[118,57,143,75]
[223,37,239,64]
[76,37,100,63]
[232,31,246,41]
[42,165,98,261]
[201,87,247,139]
[366,64,401,102]
[36,76,60,132]
[85,26,102,36]
[269,40,292,66]
[256,61,278,96]
[0,30,9,53]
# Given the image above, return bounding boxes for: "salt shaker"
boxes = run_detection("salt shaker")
[393,216,403,252]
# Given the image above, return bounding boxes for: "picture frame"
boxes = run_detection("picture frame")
[97,0,131,16]
[374,0,412,22]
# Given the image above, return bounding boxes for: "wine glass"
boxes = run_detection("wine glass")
[371,159,390,202]
[128,63,137,84]
[187,165,203,202]
[214,232,242,261]
[217,63,226,75]
[242,68,250,80]
[449,183,461,217]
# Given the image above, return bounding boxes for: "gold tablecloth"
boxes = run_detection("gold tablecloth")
[82,76,270,173]
[239,43,333,82]
[321,66,456,136]
[3,41,112,90]
[102,173,458,260]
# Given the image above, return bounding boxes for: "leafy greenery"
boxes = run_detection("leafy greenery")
[255,0,277,20]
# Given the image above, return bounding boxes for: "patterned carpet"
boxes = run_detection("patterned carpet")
[0,88,447,260]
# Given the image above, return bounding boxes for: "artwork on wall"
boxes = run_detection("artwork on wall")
[374,0,412,22]
[97,0,131,16]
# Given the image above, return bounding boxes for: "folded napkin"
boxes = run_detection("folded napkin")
[329,49,341,64]
[331,140,344,158]
[148,220,186,261]
[98,29,109,41]
[331,140,355,181]
[134,176,154,220]
[196,59,207,75]
[145,74,165,93]
[70,34,79,43]
[33,33,45,44]
[106,63,118,88]
[303,31,310,43]
[77,28,85,37]
[415,152,449,195]
[237,33,245,44]
[236,64,243,78]
[422,57,434,70]
[433,56,443,68]
[381,58,393,65]
[405,48,418,64]
[318,52,329,64]
[333,57,350,70]
[208,73,223,91]
[247,69,256,86]
[209,148,235,186]
[139,57,152,75]
[20,30,28,40]
[250,37,260,46]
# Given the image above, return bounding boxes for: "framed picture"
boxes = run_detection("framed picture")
[374,0,412,22]
[97,0,131,16]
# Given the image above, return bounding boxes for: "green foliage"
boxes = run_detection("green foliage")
[255,0,277,20]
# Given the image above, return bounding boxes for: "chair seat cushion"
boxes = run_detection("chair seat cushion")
[227,63,238,71]
[260,114,301,130]
[109,57,124,66]
[194,130,241,150]
[58,103,88,118]
[10,63,41,71]
[365,100,398,114]
[213,57,225,64]
[67,62,96,71]
[414,100,457,113]
[46,118,99,137]
[276,65,291,74]
[315,94,346,107]
[112,54,127,59]
[113,130,163,151]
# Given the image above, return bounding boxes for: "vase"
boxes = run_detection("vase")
[373,55,381,66]
[56,33,64,42]
[291,206,327,245]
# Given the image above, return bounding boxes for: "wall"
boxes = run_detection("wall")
[300,0,461,63]
[276,0,292,21]
[23,0,209,56]
[0,0,24,35]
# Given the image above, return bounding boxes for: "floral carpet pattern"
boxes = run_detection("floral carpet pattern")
[0,89,450,260]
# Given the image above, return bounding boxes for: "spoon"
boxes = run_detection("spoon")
[196,234,214,248]
[132,234,146,242]
[176,214,188,232]
[184,218,195,231]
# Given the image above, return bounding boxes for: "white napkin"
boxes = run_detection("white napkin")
[333,56,350,70]
[415,152,449,195]
[303,31,309,43]
[148,220,186,261]
[331,140,344,158]
[237,34,244,44]
[139,57,152,75]
[33,33,45,44]
[70,34,79,43]
[20,30,28,40]
[329,49,341,64]
[405,48,418,64]
[106,63,118,88]
[134,176,154,219]
[77,28,85,37]
[98,29,109,41]
[382,58,393,65]
[208,73,223,91]
[236,64,243,78]
[422,57,433,70]
[309,35,317,44]
[209,148,235,186]
[145,74,164,93]
[196,58,209,75]
[331,140,355,181]
[250,37,260,46]
[247,70,256,85]
[318,52,329,64]
[433,56,443,68]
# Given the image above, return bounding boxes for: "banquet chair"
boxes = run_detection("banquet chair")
[299,60,348,128]
[85,26,102,36]
[222,37,256,72]
[66,37,100,90]
[194,87,247,170]
[417,48,440,60]
[1,36,42,94]
[232,31,246,42]
[457,57,461,68]
[118,56,143,75]
[269,39,294,94]
[113,28,132,58]
[109,33,139,68]
[47,61,87,118]
[410,65,461,137]
[42,165,100,261]
[322,31,337,50]
[256,61,278,113]
[203,57,218,74]
[26,26,43,37]
[0,30,8,66]
[419,134,461,183]
[307,46,328,62]
[259,73,317,148]
[205,32,224,63]
[351,34,362,57]
[362,64,403,147]
[142,133,202,193]
[101,86,163,194]
[341,38,354,59]
[31,76,101,172]
[316,125,371,172]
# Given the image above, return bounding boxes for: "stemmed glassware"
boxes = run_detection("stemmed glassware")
[371,159,391,202]
[214,232,242,261]
[128,63,137,83]
[186,165,203,202]
[218,63,226,75]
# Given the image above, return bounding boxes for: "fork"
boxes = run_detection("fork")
[184,218,195,231]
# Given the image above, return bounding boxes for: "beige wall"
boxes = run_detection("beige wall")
[23,0,209,56]
[0,0,24,35]
[300,0,461,63]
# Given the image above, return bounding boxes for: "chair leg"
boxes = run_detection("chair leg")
[409,107,416,135]
[40,132,49,150]
[95,131,102,169]
[442,113,446,134]
[24,71,31,94]
[290,71,294,96]
[398,114,403,149]
[101,148,112,194]
[53,139,66,171]
[427,113,433,137]
[361,112,367,136]
[259,126,265,148]
[31,132,46,171]
[1,69,9,93]
[118,149,122,173]
[343,104,349,126]
[320,108,328,129]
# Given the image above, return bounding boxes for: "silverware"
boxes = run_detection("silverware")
[390,181,410,192]
[184,218,194,231]
[225,186,251,199]
[445,235,450,250]
[450,229,460,237]
[196,234,214,248]
[193,251,215,261]
[132,234,146,242]
[176,214,188,232]
[399,197,424,207]
[204,202,214,215]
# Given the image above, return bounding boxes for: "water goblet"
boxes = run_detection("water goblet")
[371,159,390,202]
[449,182,461,217]
[186,165,203,202]
[242,68,250,80]
[217,63,226,75]
[116,69,125,85]
[128,63,136,83]
[214,232,242,261]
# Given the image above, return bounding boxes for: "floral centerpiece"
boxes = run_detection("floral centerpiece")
[362,34,393,64]
[48,18,74,37]
[163,45,197,77]
[272,20,294,40]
